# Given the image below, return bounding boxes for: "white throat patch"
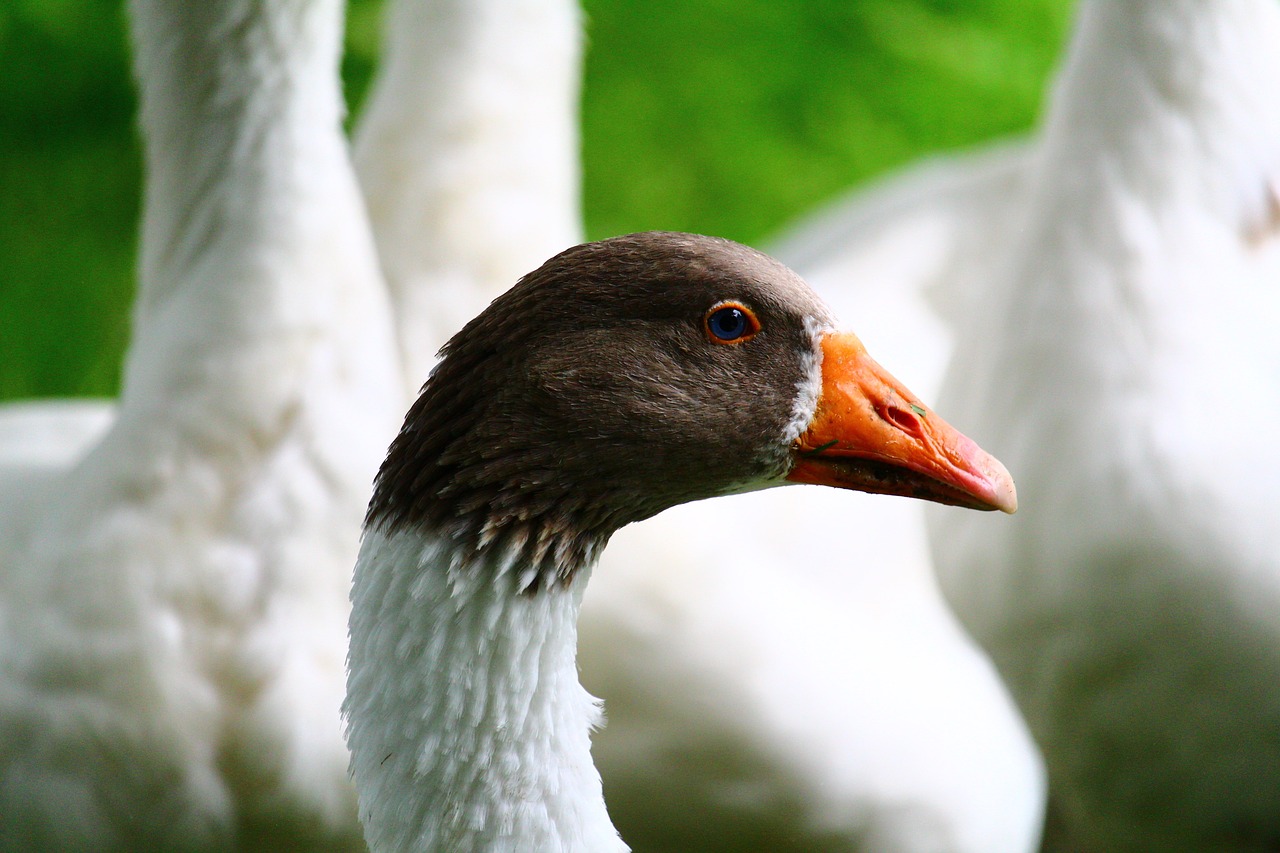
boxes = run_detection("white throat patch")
[782,315,833,446]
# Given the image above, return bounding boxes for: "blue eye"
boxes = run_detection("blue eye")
[704,303,760,343]
[708,307,747,340]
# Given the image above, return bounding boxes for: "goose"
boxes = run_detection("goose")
[0,0,401,847]
[925,1,1280,849]
[344,230,1019,852]
[351,1,1045,848]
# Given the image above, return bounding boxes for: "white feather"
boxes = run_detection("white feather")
[346,527,628,853]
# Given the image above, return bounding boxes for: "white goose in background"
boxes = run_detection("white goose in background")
[350,0,1045,850]
[925,1,1280,850]
[0,0,402,848]
[344,231,1021,853]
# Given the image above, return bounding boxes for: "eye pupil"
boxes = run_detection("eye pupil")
[708,307,748,341]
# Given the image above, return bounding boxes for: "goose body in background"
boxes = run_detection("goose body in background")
[926,1,1280,850]
[344,231,1019,852]
[353,1,1044,848]
[0,0,401,848]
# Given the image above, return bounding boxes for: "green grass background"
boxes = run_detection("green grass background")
[0,0,1075,402]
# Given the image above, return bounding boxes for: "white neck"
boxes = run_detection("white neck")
[1042,0,1280,213]
[346,526,629,853]
[123,0,400,428]
[353,0,584,392]
[959,0,1280,403]
[1007,0,1278,344]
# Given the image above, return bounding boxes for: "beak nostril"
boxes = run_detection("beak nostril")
[883,404,924,437]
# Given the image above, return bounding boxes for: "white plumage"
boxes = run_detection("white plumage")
[0,0,400,848]
[924,1,1280,849]
[347,528,627,853]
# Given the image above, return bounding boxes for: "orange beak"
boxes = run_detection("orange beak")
[787,332,1017,514]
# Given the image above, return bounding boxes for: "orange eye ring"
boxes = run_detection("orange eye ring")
[703,301,761,344]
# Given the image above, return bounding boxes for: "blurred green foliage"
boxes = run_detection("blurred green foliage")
[0,0,1074,401]
[0,1,141,399]
[578,0,1072,240]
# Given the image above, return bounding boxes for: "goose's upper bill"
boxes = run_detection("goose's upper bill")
[788,332,1017,513]
[366,231,1015,575]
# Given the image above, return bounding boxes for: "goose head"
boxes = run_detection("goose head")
[368,231,1014,585]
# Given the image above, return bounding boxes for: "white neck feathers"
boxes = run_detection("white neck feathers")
[1040,0,1280,221]
[1022,0,1280,292]
[121,0,399,433]
[354,0,584,389]
[974,0,1280,391]
[131,0,347,304]
[346,525,629,853]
